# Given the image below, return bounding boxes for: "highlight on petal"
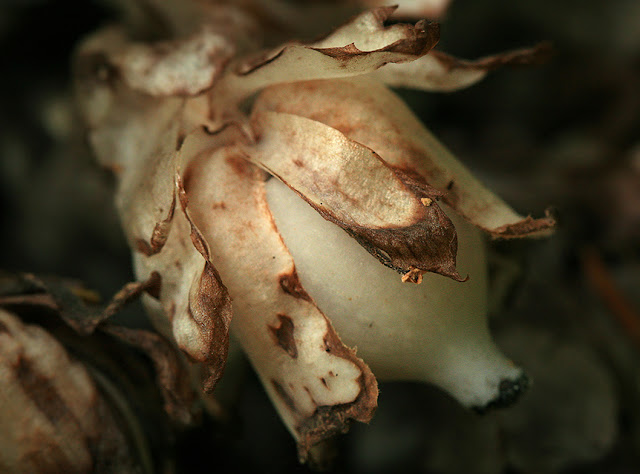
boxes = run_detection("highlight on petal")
[253,78,555,238]
[374,42,552,92]
[181,143,377,457]
[243,110,463,281]
[211,7,439,110]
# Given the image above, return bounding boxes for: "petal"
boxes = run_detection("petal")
[76,26,234,97]
[244,110,463,281]
[77,29,235,390]
[253,78,555,237]
[131,156,233,392]
[373,42,552,92]
[182,140,377,457]
[267,178,528,411]
[211,7,439,113]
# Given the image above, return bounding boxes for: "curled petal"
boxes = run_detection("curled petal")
[212,7,439,110]
[254,78,555,237]
[374,42,552,92]
[132,168,232,392]
[182,143,377,457]
[244,110,463,281]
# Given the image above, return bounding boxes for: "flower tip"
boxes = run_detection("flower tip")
[472,372,531,415]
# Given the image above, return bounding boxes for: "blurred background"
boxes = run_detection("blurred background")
[1,0,639,472]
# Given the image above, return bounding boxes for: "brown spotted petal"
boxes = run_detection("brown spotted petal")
[243,110,462,281]
[254,78,555,238]
[182,144,377,458]
[0,309,137,472]
[77,30,234,391]
[131,159,233,392]
[373,42,552,92]
[211,7,439,110]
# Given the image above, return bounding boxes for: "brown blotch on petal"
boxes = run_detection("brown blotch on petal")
[279,268,312,302]
[379,20,439,56]
[295,330,378,460]
[318,205,463,281]
[297,373,377,462]
[225,154,250,177]
[314,19,439,62]
[268,313,298,359]
[191,262,233,393]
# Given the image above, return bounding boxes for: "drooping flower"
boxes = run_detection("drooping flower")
[75,0,554,459]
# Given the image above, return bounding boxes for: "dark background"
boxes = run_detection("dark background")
[1,0,639,472]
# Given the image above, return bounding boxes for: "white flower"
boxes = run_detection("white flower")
[75,1,554,459]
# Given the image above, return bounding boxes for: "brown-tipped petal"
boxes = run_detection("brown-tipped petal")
[212,7,439,108]
[77,29,235,391]
[182,145,377,457]
[245,110,462,280]
[133,170,233,393]
[253,78,555,238]
[374,42,552,92]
